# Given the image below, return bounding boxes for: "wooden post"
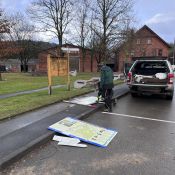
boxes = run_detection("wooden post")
[67,50,70,91]
[79,56,81,72]
[47,54,52,95]
[61,47,79,90]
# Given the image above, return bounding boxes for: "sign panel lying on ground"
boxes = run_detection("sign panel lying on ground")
[64,96,98,105]
[48,117,117,147]
[52,135,87,148]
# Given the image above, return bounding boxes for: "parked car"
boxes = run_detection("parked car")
[0,65,6,72]
[172,65,175,75]
[127,60,174,100]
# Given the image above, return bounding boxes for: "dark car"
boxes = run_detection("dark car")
[0,65,6,72]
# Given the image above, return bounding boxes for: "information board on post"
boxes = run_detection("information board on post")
[47,47,80,94]
[47,54,68,95]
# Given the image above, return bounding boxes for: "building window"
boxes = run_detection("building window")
[158,49,163,56]
[147,38,151,44]
[136,39,140,44]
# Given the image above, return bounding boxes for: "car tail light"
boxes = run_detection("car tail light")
[168,73,174,84]
[127,72,132,83]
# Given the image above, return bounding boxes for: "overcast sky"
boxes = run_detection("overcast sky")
[1,0,175,43]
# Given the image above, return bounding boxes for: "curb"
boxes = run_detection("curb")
[116,89,129,99]
[0,89,94,122]
[0,104,103,170]
[0,132,54,170]
[0,82,124,122]
[0,88,129,170]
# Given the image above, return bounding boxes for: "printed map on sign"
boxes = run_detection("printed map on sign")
[48,117,117,147]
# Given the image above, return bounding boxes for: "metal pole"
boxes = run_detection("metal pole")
[47,54,52,95]
[67,49,70,91]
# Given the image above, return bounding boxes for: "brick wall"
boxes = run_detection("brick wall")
[118,26,170,72]
[79,49,98,72]
[36,45,98,74]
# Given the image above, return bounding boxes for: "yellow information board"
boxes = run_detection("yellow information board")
[48,56,68,77]
[47,47,79,94]
[47,55,68,95]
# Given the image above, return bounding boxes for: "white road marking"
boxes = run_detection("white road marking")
[102,112,175,124]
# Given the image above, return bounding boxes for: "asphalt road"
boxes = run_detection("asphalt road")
[2,94,175,175]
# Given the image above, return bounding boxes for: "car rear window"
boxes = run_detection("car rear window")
[133,61,169,75]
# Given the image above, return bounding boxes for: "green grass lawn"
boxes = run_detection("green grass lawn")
[0,87,93,120]
[0,72,124,120]
[0,72,100,95]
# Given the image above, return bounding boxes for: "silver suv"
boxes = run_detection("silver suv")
[127,60,174,100]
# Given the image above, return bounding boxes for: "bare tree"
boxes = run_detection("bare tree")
[0,9,10,49]
[0,9,4,80]
[91,0,133,63]
[88,15,96,72]
[72,0,90,72]
[87,13,107,71]
[119,27,136,59]
[112,27,135,72]
[28,0,72,47]
[91,35,104,70]
[5,13,35,72]
[0,9,9,34]
[0,9,10,80]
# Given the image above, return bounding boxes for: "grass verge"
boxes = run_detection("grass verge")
[0,80,124,121]
[0,87,92,121]
[0,72,100,95]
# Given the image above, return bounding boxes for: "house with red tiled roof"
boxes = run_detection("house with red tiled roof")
[118,25,171,72]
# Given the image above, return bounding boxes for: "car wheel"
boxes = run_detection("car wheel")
[113,99,117,106]
[166,92,174,100]
[131,92,137,97]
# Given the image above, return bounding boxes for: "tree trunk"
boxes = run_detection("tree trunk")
[23,64,28,72]
[58,36,63,56]
[90,50,94,72]
[59,36,62,47]
[21,63,28,72]
[82,49,86,72]
[82,56,85,72]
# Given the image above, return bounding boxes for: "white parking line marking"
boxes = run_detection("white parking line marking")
[102,112,175,124]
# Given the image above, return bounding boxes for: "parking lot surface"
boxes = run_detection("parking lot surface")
[2,94,175,175]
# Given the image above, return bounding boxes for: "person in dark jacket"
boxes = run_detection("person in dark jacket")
[99,64,114,112]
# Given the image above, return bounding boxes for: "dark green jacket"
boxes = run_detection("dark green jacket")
[100,65,114,89]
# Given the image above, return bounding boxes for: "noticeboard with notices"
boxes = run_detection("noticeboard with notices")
[49,56,68,77]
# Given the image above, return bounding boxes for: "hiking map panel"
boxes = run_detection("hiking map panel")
[48,117,117,148]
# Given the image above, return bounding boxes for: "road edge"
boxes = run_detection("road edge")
[0,88,129,170]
